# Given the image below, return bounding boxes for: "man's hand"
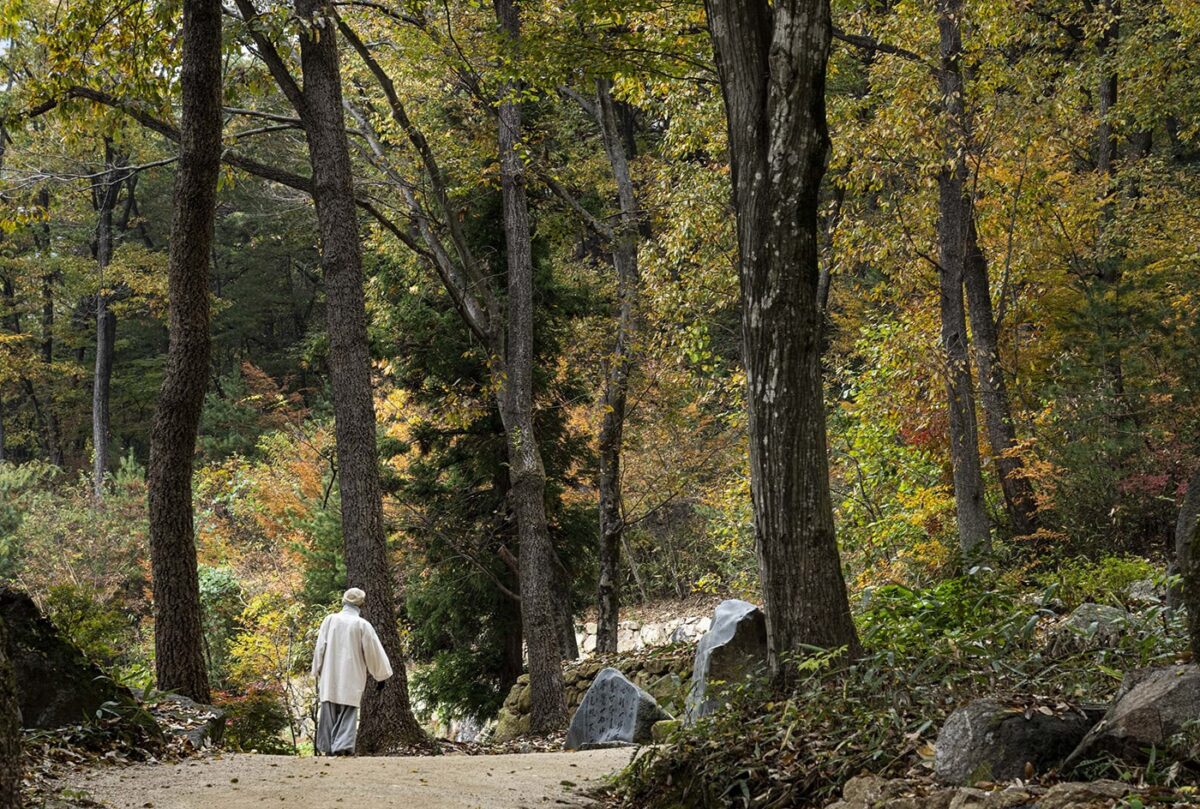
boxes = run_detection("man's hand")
[375,680,387,694]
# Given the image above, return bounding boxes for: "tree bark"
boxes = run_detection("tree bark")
[0,616,20,809]
[0,126,7,465]
[1177,468,1200,659]
[93,142,122,499]
[705,0,862,672]
[493,0,567,731]
[552,563,579,660]
[594,77,641,656]
[1094,0,1125,402]
[936,0,991,562]
[291,0,426,753]
[962,217,1037,537]
[32,189,64,467]
[146,0,222,703]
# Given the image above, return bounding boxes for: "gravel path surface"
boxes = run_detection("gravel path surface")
[71,748,633,809]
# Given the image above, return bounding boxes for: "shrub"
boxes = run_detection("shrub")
[42,583,134,671]
[198,565,245,688]
[1037,555,1159,610]
[219,688,294,754]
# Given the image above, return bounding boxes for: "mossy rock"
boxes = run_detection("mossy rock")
[493,708,530,741]
[651,719,680,743]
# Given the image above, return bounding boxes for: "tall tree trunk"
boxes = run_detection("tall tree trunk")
[32,189,63,467]
[705,0,862,672]
[936,0,991,562]
[146,0,222,703]
[962,217,1037,537]
[93,143,121,499]
[293,0,425,752]
[0,616,20,809]
[594,77,641,656]
[552,563,579,660]
[0,126,7,466]
[1177,468,1200,659]
[1094,0,1125,403]
[492,0,567,732]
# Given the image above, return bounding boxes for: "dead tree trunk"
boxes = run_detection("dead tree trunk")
[291,0,427,752]
[147,0,222,703]
[493,0,568,731]
[705,0,862,671]
[936,0,991,562]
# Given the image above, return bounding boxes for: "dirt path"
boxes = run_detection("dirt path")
[71,748,633,809]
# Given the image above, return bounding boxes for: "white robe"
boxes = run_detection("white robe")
[311,605,393,708]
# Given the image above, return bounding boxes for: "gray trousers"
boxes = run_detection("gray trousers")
[315,701,358,755]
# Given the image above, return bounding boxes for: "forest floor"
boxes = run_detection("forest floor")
[62,748,633,809]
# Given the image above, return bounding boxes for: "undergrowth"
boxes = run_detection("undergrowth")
[609,572,1189,808]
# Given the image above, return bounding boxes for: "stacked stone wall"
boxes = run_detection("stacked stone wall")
[495,647,693,740]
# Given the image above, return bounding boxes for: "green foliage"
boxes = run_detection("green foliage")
[1036,555,1160,610]
[0,459,59,577]
[856,575,1032,652]
[198,565,245,687]
[42,583,133,671]
[291,504,347,610]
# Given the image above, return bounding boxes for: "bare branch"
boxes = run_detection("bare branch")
[833,27,926,64]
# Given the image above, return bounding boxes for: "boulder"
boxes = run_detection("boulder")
[934,699,1100,785]
[824,776,955,809]
[493,707,530,741]
[1049,604,1130,654]
[1037,781,1130,809]
[1066,665,1200,769]
[825,777,1142,809]
[564,667,670,750]
[646,672,683,713]
[1125,579,1162,608]
[640,623,665,646]
[650,719,680,743]
[947,786,1038,809]
[684,599,767,722]
[0,588,134,729]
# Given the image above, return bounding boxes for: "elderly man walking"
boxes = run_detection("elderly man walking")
[311,588,393,755]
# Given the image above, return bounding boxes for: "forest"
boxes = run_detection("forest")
[0,0,1199,804]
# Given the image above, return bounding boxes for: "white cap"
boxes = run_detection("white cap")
[342,588,366,606]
